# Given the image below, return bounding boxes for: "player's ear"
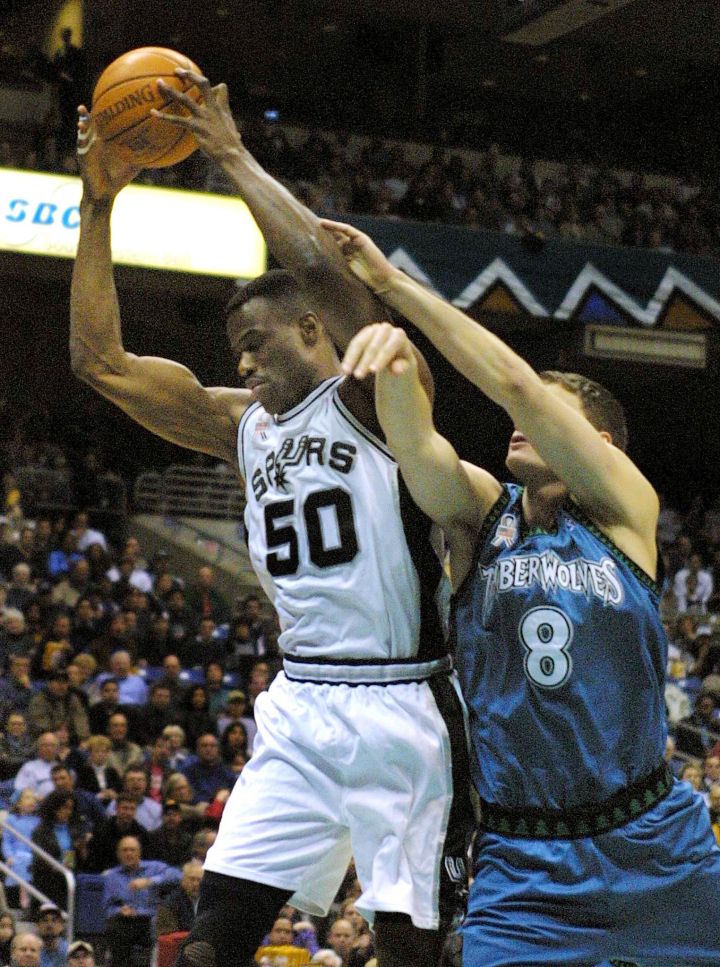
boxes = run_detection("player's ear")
[297,312,322,346]
[599,429,613,445]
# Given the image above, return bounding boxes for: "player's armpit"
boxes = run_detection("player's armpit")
[75,352,250,465]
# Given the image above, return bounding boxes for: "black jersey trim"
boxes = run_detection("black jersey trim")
[275,376,343,425]
[565,500,661,596]
[451,486,513,604]
[237,400,262,482]
[332,393,394,461]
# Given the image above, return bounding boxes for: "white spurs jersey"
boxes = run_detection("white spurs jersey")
[238,376,446,662]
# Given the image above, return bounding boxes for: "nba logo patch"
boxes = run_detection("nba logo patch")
[492,513,518,549]
[253,416,272,446]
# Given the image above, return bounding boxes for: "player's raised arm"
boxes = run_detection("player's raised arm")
[152,73,381,351]
[343,322,502,583]
[324,219,658,543]
[70,108,247,465]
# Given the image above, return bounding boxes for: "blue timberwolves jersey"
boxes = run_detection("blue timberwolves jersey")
[453,484,667,811]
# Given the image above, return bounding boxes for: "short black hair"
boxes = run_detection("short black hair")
[539,371,628,452]
[226,269,306,318]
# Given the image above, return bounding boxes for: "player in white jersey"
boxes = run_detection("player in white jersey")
[71,75,472,967]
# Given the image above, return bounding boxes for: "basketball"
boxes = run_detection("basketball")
[91,47,204,169]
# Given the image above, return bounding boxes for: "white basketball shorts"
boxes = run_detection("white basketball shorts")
[204,661,472,930]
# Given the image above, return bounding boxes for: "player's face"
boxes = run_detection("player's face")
[227,298,317,414]
[505,384,585,482]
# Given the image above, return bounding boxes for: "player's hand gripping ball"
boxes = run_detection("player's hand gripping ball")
[91,46,204,169]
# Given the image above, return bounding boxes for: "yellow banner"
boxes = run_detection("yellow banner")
[0,167,266,278]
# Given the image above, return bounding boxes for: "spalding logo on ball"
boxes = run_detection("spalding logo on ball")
[92,46,204,169]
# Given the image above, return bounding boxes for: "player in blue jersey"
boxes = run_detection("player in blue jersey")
[321,218,720,967]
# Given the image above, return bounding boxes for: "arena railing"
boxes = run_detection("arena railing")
[133,465,245,519]
[0,819,75,940]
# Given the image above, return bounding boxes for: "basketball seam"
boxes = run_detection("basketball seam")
[145,126,190,168]
[99,84,200,145]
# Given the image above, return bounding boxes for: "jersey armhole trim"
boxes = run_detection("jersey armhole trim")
[332,393,394,461]
[451,485,513,604]
[566,501,661,596]
[237,400,261,482]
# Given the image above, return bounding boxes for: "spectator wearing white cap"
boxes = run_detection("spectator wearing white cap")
[35,904,66,967]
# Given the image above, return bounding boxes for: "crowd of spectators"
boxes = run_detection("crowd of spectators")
[3,84,720,262]
[0,489,385,966]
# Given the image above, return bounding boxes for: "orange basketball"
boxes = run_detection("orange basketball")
[92,47,204,169]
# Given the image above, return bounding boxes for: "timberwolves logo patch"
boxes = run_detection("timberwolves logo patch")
[492,513,518,549]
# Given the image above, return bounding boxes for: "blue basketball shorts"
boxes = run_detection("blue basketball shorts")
[462,779,720,966]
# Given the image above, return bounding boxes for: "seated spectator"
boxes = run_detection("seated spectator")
[106,766,162,832]
[0,612,34,670]
[27,670,90,741]
[241,593,274,655]
[0,712,35,780]
[676,692,720,759]
[106,712,145,775]
[220,721,248,766]
[66,940,96,966]
[69,598,100,655]
[66,654,97,711]
[679,761,706,801]
[163,774,207,831]
[96,651,148,706]
[107,553,152,598]
[260,910,319,959]
[180,686,217,750]
[102,835,181,967]
[48,765,105,832]
[178,618,227,669]
[255,916,312,966]
[0,655,34,720]
[6,565,35,613]
[84,795,149,873]
[180,734,234,804]
[137,611,173,667]
[339,899,374,965]
[35,903,67,967]
[155,859,203,935]
[88,678,127,736]
[31,614,74,679]
[31,792,87,910]
[225,617,258,681]
[162,725,189,771]
[709,785,720,845]
[47,532,83,582]
[2,790,39,908]
[216,690,257,754]
[704,753,720,792]
[165,590,193,653]
[246,660,271,717]
[0,913,15,965]
[70,511,108,554]
[13,732,59,798]
[90,613,132,672]
[5,932,42,967]
[204,660,230,716]
[674,552,713,614]
[325,918,360,967]
[189,828,216,864]
[145,800,192,867]
[75,734,122,805]
[50,559,91,611]
[135,683,176,746]
[185,565,229,626]
[144,734,172,803]
[156,654,187,705]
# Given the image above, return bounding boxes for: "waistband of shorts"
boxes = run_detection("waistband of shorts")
[282,653,453,685]
[479,760,673,839]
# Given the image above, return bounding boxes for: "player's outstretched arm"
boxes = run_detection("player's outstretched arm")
[70,109,248,465]
[343,323,502,568]
[152,72,381,351]
[326,220,657,539]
